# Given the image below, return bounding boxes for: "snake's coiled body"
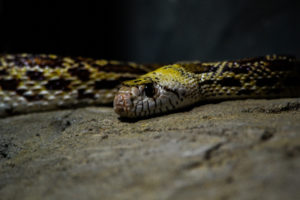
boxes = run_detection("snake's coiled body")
[0,54,158,117]
[0,54,299,118]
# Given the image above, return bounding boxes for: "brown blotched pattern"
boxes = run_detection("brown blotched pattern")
[0,54,300,118]
[196,55,299,100]
[0,53,156,116]
[114,54,300,118]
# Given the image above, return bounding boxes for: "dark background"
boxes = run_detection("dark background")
[0,0,299,63]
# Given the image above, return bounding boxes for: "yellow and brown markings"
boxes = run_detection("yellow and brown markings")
[0,54,155,103]
[196,55,299,97]
[122,76,155,87]
[0,54,64,68]
[1,54,299,106]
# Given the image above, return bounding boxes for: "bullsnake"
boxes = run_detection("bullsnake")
[0,53,299,118]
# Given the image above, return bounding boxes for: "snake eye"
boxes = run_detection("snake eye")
[144,83,155,98]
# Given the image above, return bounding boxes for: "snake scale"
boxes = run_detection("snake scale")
[0,53,299,118]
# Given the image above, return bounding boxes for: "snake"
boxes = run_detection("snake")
[0,53,299,118]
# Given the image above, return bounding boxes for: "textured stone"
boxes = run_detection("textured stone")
[0,98,300,200]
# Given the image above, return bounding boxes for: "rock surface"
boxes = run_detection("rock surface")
[0,98,300,200]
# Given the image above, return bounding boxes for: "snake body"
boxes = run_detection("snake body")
[0,54,299,118]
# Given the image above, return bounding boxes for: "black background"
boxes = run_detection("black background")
[0,0,299,63]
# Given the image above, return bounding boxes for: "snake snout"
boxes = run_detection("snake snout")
[114,87,135,117]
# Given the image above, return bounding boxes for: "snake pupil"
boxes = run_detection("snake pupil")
[144,83,155,98]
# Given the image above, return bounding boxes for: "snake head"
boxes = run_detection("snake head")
[114,65,196,118]
[113,78,159,118]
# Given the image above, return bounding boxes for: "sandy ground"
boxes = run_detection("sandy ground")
[0,98,300,200]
